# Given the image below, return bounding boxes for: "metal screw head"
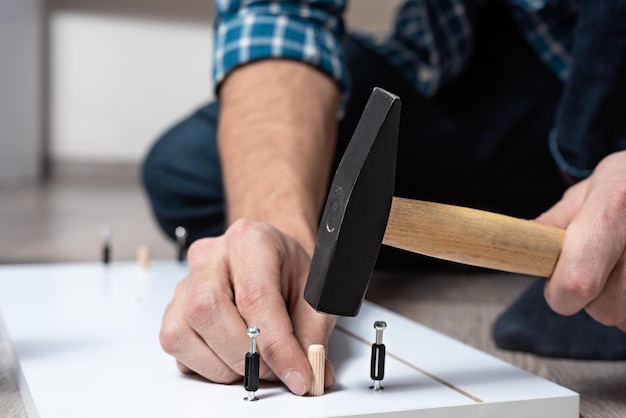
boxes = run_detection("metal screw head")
[374,321,387,331]
[175,226,187,239]
[102,227,113,240]
[247,327,260,338]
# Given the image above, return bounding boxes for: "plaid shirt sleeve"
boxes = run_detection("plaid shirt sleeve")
[213,0,348,96]
[508,0,576,82]
[354,0,575,98]
[354,0,478,97]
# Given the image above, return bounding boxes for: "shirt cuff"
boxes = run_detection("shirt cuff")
[212,3,348,111]
[548,129,593,183]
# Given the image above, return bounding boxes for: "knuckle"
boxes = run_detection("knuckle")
[561,184,579,202]
[159,319,184,355]
[604,181,626,221]
[226,219,256,241]
[227,219,277,247]
[228,218,255,233]
[235,282,266,315]
[187,238,214,264]
[173,278,187,298]
[184,290,219,329]
[561,269,602,302]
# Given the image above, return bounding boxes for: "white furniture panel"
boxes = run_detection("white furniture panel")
[0,262,578,417]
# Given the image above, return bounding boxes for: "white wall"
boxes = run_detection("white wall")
[48,0,401,164]
[0,0,42,184]
[50,13,214,163]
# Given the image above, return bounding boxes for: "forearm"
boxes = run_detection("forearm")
[218,60,341,252]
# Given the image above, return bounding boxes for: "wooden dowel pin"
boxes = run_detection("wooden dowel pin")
[137,245,150,270]
[308,344,325,396]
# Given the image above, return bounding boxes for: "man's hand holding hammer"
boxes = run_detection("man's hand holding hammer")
[537,151,626,331]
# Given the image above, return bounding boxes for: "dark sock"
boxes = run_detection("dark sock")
[493,279,626,360]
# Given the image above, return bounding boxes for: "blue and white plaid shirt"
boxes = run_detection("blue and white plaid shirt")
[212,0,626,180]
[213,0,576,98]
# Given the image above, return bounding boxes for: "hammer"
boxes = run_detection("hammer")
[304,88,565,316]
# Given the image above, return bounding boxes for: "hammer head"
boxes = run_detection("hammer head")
[304,88,400,316]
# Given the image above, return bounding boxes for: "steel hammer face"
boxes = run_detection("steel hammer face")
[304,88,401,317]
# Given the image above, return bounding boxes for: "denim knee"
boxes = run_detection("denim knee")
[142,103,226,242]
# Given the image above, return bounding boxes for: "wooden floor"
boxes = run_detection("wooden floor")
[0,164,625,417]
[0,164,173,265]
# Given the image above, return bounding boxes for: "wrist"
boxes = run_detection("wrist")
[217,60,339,255]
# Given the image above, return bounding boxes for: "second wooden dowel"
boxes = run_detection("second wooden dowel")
[308,344,325,396]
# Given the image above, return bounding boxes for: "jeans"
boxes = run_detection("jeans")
[143,4,567,249]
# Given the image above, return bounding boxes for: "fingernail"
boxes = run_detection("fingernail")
[283,369,307,396]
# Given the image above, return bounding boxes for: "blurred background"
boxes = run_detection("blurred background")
[0,0,401,264]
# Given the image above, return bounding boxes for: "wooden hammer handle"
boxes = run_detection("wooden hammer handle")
[382,197,565,277]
